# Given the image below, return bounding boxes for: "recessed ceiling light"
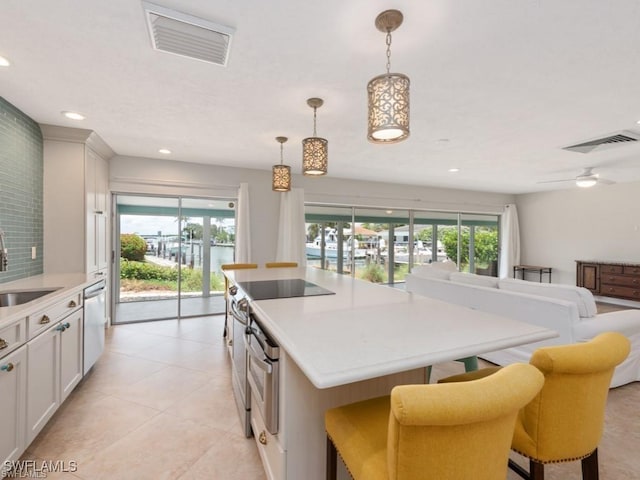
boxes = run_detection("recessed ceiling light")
[385,210,393,214]
[448,168,460,173]
[0,56,10,67]
[61,111,85,120]
[158,148,171,155]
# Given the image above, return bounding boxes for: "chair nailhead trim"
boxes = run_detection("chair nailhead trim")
[512,448,595,464]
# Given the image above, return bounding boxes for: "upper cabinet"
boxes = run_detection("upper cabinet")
[42,125,114,276]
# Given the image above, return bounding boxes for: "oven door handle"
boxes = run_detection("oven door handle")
[244,334,273,374]
[230,301,248,326]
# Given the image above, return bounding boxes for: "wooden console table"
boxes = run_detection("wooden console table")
[576,260,640,301]
[513,265,552,283]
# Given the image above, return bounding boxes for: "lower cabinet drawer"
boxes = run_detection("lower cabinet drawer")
[251,397,285,480]
[0,318,27,359]
[600,284,640,300]
[27,291,82,340]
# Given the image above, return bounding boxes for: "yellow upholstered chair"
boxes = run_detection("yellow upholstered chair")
[220,263,258,337]
[325,363,544,480]
[265,262,298,268]
[439,332,631,480]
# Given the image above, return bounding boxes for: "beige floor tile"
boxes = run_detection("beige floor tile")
[109,364,212,410]
[79,351,167,395]
[105,329,169,356]
[77,412,223,480]
[132,336,211,364]
[164,378,242,432]
[178,431,266,480]
[26,395,160,466]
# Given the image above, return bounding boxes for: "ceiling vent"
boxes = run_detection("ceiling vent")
[563,130,640,154]
[143,1,234,66]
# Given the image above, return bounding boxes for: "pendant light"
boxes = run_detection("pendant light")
[272,136,291,192]
[302,97,328,176]
[367,9,410,144]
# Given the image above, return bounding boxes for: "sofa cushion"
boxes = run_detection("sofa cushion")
[450,272,499,288]
[411,262,455,280]
[498,278,597,318]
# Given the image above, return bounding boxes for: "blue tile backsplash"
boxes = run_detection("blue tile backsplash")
[0,97,44,284]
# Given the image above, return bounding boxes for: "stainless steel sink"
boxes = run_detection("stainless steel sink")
[0,288,61,307]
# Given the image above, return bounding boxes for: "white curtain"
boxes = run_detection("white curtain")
[276,188,307,266]
[235,183,251,263]
[499,203,520,278]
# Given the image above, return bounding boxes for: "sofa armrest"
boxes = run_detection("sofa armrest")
[574,309,640,340]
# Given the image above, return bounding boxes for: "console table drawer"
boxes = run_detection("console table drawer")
[600,285,640,300]
[601,265,623,274]
[602,275,640,288]
[624,265,640,275]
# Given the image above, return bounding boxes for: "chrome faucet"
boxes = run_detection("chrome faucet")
[0,229,7,271]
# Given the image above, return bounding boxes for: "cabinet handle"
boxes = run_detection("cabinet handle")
[68,300,77,308]
[0,338,8,350]
[40,315,50,325]
[633,279,639,285]
[1,363,14,372]
[228,339,233,347]
[258,431,268,445]
[56,324,66,332]
[63,322,70,329]
[95,210,104,215]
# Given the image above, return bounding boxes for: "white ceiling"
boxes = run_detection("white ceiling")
[3,0,640,194]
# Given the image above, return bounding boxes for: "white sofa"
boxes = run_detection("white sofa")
[405,262,640,387]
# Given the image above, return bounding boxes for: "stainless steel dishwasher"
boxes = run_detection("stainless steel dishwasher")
[83,280,107,374]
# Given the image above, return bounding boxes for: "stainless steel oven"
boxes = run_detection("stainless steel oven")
[228,287,252,437]
[245,316,280,435]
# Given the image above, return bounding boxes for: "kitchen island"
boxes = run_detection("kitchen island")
[225,267,557,480]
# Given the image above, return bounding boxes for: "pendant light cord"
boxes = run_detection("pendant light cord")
[385,30,392,74]
[280,142,284,165]
[313,106,318,136]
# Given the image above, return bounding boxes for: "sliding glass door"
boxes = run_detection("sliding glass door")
[306,203,501,285]
[113,194,236,323]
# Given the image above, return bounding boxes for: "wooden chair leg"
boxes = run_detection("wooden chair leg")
[530,460,544,480]
[508,458,531,479]
[582,449,599,480]
[326,436,337,480]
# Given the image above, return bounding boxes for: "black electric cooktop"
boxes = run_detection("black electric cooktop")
[237,278,335,301]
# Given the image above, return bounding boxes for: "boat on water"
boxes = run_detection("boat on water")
[306,228,367,260]
[379,241,448,265]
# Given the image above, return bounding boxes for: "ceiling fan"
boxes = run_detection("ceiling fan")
[537,167,615,188]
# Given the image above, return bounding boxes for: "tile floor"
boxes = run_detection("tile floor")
[14,315,640,480]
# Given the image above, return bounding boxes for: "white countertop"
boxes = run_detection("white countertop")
[226,267,558,389]
[0,273,103,327]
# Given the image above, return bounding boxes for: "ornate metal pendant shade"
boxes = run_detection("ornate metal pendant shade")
[272,136,291,192]
[302,97,328,176]
[367,10,410,144]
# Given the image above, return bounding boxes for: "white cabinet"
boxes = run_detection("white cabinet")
[42,125,113,277]
[0,345,26,474]
[26,309,83,444]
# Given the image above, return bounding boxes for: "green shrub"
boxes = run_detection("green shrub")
[119,258,226,292]
[120,259,179,280]
[120,234,146,261]
[360,263,385,283]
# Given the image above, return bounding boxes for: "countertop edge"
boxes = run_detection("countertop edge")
[0,273,104,326]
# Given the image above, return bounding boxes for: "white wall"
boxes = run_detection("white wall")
[516,181,640,285]
[110,156,516,266]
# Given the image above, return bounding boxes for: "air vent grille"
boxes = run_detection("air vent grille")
[563,131,640,153]
[143,2,234,66]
